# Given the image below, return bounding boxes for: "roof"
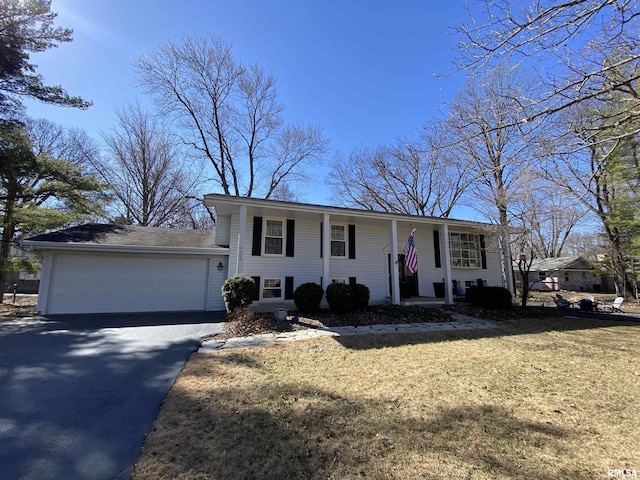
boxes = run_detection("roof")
[205,193,502,230]
[515,256,593,272]
[23,224,228,256]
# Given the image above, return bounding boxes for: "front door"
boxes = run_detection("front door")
[388,254,419,299]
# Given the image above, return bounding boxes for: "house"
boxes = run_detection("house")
[3,243,41,294]
[513,255,604,292]
[23,195,510,315]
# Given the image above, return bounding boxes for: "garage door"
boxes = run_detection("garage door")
[46,253,223,314]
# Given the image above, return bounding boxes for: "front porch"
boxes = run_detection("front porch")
[400,296,446,307]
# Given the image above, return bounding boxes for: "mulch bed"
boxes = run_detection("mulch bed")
[217,302,562,340]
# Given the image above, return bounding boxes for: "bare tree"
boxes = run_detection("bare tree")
[96,102,208,228]
[542,95,639,296]
[446,65,541,224]
[327,131,472,217]
[134,36,328,199]
[25,118,101,170]
[511,186,588,258]
[444,65,547,293]
[455,0,640,141]
[562,231,605,259]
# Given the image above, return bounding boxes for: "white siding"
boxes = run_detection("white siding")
[327,221,390,302]
[223,205,506,306]
[214,214,231,247]
[207,256,228,311]
[240,215,324,301]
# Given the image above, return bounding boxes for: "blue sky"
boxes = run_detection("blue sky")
[25,0,478,211]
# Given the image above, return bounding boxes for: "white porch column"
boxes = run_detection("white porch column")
[390,220,400,305]
[322,213,330,290]
[441,224,454,305]
[236,205,247,274]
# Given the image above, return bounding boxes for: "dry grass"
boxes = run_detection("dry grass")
[133,317,640,480]
[0,294,37,320]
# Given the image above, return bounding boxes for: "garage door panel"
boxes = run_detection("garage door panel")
[48,253,216,314]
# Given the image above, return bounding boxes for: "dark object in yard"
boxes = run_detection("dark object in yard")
[553,294,574,309]
[579,298,596,313]
[465,285,512,309]
[432,282,445,298]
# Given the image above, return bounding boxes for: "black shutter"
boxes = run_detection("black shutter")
[348,224,356,259]
[286,219,295,257]
[251,276,261,301]
[480,234,487,269]
[252,217,262,256]
[320,222,323,258]
[433,230,441,268]
[349,277,357,285]
[285,276,294,300]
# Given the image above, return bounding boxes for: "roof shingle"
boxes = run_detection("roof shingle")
[26,224,215,248]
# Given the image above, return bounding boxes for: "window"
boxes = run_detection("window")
[20,270,40,280]
[539,271,547,281]
[449,233,481,268]
[264,219,283,255]
[262,278,282,299]
[331,224,346,257]
[331,278,346,284]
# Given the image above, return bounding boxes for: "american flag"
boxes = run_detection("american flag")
[404,230,418,274]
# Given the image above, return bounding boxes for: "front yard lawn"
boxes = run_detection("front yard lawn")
[132,317,640,480]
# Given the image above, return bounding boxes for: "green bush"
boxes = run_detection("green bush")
[326,282,354,314]
[293,282,324,313]
[221,275,255,312]
[351,283,370,311]
[465,285,512,309]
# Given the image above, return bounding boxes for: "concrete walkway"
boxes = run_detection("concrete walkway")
[200,314,497,351]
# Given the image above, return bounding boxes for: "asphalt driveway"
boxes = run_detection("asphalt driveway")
[0,311,225,480]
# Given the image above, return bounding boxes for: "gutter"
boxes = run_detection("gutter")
[205,193,502,230]
[21,240,230,256]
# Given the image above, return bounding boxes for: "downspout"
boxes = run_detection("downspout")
[390,220,400,305]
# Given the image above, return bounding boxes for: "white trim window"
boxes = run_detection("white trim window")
[449,232,481,268]
[262,278,283,300]
[331,224,346,257]
[264,219,284,255]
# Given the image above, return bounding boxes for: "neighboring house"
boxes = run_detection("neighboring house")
[513,256,604,292]
[24,195,509,315]
[3,244,41,294]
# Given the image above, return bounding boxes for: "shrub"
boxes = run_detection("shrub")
[465,285,512,309]
[326,282,354,314]
[221,275,255,312]
[293,282,324,313]
[351,283,370,311]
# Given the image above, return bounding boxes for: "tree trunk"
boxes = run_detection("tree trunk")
[0,189,17,304]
